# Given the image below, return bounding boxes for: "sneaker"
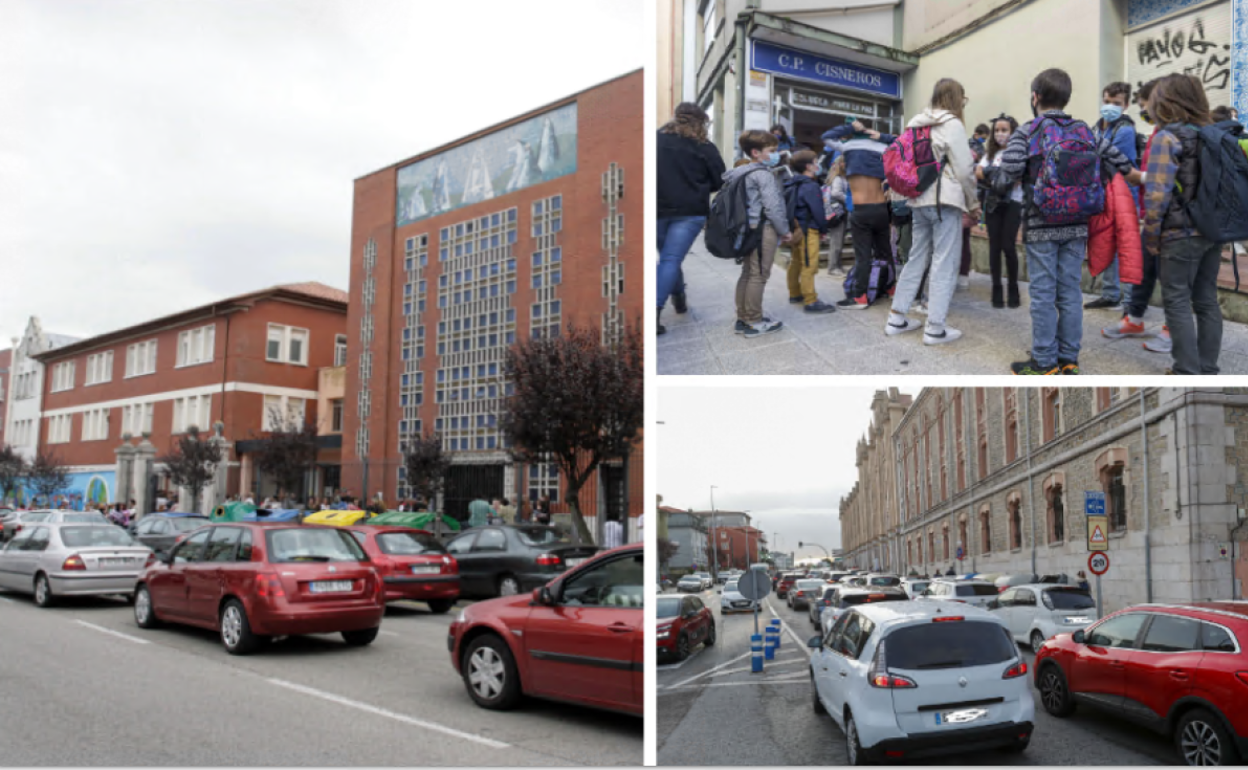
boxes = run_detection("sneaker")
[789,296,805,304]
[742,319,784,338]
[885,317,924,336]
[924,326,963,345]
[1011,358,1061,375]
[837,295,871,310]
[734,317,772,335]
[1059,360,1081,375]
[804,300,837,314]
[1101,315,1149,339]
[1144,326,1172,353]
[1084,297,1120,310]
[957,276,970,289]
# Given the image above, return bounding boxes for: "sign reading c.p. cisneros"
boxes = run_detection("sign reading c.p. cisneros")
[750,40,901,99]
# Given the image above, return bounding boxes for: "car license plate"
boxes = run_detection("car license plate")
[935,708,989,725]
[566,558,586,568]
[411,565,440,575]
[99,557,129,567]
[310,580,353,593]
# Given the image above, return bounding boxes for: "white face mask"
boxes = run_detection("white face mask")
[994,130,1010,146]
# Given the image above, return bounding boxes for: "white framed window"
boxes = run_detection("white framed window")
[172,394,212,434]
[177,324,216,367]
[47,414,73,444]
[262,395,307,431]
[122,403,155,437]
[701,0,718,55]
[51,361,75,393]
[331,399,343,432]
[125,339,158,378]
[81,408,109,441]
[335,334,348,367]
[266,324,309,366]
[85,351,114,386]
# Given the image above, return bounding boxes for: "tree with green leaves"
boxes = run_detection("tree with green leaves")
[27,450,69,507]
[160,426,224,514]
[0,444,27,506]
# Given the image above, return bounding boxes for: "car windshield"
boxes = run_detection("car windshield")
[60,526,137,548]
[885,622,1016,669]
[1043,588,1096,610]
[169,517,210,533]
[61,513,105,523]
[869,576,901,586]
[796,580,825,591]
[377,531,446,555]
[725,581,739,591]
[265,528,367,563]
[840,592,907,606]
[657,597,681,619]
[515,526,571,547]
[955,583,1000,597]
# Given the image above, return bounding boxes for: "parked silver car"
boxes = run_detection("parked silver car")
[0,522,152,606]
[919,578,1001,609]
[989,583,1097,650]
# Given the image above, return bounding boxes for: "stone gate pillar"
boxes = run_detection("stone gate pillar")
[114,437,135,507]
[133,434,157,518]
[208,421,230,515]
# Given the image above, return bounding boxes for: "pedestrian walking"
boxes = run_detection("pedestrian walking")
[534,494,552,525]
[468,499,494,529]
[886,78,980,345]
[603,514,623,550]
[657,102,726,335]
[784,150,837,314]
[977,114,1024,308]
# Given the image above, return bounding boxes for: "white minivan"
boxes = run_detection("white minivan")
[990,583,1096,650]
[808,601,1034,764]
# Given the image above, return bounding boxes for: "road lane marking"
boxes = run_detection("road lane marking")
[266,678,510,749]
[660,678,809,691]
[656,645,705,671]
[75,620,149,645]
[379,630,400,637]
[664,651,751,689]
[710,659,807,678]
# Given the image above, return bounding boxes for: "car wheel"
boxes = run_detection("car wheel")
[811,670,825,714]
[845,713,874,765]
[462,634,522,710]
[342,627,379,646]
[1030,630,1046,651]
[1176,708,1240,766]
[32,573,54,608]
[704,622,716,647]
[133,584,161,629]
[220,599,262,655]
[427,598,455,614]
[676,633,691,661]
[497,574,520,596]
[1038,664,1076,717]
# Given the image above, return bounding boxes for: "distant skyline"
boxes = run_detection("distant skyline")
[658,387,916,563]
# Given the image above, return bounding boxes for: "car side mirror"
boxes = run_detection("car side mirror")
[161,551,176,565]
[987,600,1000,610]
[534,586,555,606]
[1072,630,1086,644]
[807,634,822,649]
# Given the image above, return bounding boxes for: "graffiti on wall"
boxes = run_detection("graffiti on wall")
[1128,7,1234,106]
[395,103,577,227]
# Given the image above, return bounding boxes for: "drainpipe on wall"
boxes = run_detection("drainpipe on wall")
[734,14,748,141]
[1024,391,1037,576]
[893,431,906,573]
[1141,389,1153,603]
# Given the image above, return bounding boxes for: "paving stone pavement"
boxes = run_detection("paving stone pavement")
[657,241,1248,376]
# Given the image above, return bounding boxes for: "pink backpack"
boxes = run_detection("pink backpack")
[884,126,944,199]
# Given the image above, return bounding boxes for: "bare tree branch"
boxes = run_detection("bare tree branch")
[251,406,319,507]
[159,426,223,513]
[0,444,28,503]
[27,450,70,506]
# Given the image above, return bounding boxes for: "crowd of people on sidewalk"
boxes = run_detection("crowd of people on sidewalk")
[656,67,1247,374]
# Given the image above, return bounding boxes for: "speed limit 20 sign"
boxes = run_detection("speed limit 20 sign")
[1088,552,1110,576]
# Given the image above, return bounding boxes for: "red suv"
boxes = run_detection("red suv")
[447,543,642,715]
[657,592,715,661]
[1034,602,1248,766]
[339,525,459,612]
[133,523,385,655]
[777,572,800,599]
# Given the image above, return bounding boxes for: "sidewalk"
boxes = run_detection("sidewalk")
[657,239,1248,375]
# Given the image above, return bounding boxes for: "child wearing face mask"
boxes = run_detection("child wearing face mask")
[1085,82,1139,312]
[976,115,1024,308]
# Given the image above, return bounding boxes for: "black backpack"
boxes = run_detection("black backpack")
[704,168,769,260]
[1187,120,1248,245]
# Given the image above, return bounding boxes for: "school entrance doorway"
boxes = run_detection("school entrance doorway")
[775,81,902,152]
[444,463,505,524]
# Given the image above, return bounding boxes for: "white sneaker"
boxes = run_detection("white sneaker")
[912,302,929,315]
[885,317,924,336]
[957,276,970,289]
[924,326,963,345]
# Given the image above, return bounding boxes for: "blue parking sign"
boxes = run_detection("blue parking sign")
[1084,491,1106,516]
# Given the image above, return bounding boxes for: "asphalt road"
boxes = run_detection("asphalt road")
[656,587,1180,766]
[0,589,640,766]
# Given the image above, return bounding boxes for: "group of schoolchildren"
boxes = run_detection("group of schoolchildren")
[654,67,1248,374]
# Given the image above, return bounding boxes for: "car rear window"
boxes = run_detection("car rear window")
[60,526,137,548]
[516,526,572,547]
[955,584,1000,597]
[169,517,210,533]
[885,621,1016,669]
[61,513,104,523]
[1043,588,1095,610]
[725,581,739,591]
[869,576,901,586]
[840,592,907,606]
[908,581,930,592]
[265,528,367,563]
[796,580,825,591]
[376,531,446,555]
[657,597,681,619]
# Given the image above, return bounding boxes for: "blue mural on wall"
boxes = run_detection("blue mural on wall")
[1234,0,1247,119]
[1129,0,1218,28]
[396,103,578,227]
[3,471,115,511]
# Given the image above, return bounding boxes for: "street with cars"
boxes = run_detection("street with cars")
[0,514,642,765]
[657,568,1239,766]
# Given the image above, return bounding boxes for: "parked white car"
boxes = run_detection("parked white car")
[720,579,758,614]
[900,577,930,600]
[990,584,1097,650]
[0,522,151,606]
[676,575,704,593]
[809,601,1034,764]
[919,578,1000,609]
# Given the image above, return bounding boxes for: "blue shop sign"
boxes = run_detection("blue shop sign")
[751,39,901,99]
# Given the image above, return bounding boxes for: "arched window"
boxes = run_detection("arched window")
[942,524,950,560]
[959,515,969,558]
[979,506,992,554]
[1010,497,1023,550]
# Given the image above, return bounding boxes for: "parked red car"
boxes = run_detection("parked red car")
[447,543,642,715]
[1034,602,1248,766]
[337,525,459,612]
[657,592,715,661]
[133,523,385,655]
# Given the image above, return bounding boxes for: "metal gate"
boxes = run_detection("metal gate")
[444,464,505,523]
[602,461,627,541]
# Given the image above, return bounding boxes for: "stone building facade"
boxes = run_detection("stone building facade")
[842,387,1248,614]
[839,388,913,571]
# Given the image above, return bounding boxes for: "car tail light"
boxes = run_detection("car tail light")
[536,553,562,567]
[442,555,458,574]
[144,553,157,569]
[884,751,905,759]
[62,554,86,571]
[1003,661,1028,679]
[932,616,964,623]
[950,599,966,604]
[867,638,918,689]
[255,573,285,598]
[999,586,1008,593]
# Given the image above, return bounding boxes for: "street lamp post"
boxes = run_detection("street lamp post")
[710,485,719,579]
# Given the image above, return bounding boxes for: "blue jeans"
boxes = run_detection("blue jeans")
[1027,238,1086,367]
[1100,257,1122,302]
[656,216,706,309]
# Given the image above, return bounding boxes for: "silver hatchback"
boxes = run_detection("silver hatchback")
[0,522,152,606]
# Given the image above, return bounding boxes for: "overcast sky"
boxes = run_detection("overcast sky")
[658,386,917,564]
[0,0,642,347]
